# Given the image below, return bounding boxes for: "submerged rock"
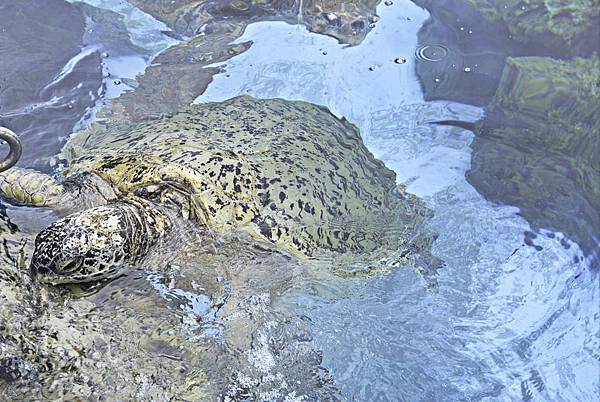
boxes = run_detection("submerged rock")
[130,0,379,45]
[414,0,599,264]
[413,0,599,106]
[105,0,383,119]
[411,0,528,106]
[104,32,252,122]
[101,0,382,124]
[0,228,338,399]
[467,56,600,264]
[463,0,600,57]
[415,0,600,58]
[0,213,340,399]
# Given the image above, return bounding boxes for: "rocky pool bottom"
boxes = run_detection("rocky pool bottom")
[0,215,349,400]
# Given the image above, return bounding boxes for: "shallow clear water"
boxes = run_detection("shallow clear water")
[0,0,175,170]
[1,0,598,400]
[196,2,598,399]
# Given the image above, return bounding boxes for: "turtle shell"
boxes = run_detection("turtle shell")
[63,96,431,258]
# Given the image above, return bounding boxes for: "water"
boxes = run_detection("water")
[0,0,176,171]
[1,0,598,400]
[66,0,178,99]
[195,1,597,399]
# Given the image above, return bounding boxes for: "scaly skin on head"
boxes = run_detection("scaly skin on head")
[30,198,171,284]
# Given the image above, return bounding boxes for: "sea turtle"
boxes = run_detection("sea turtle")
[0,96,433,284]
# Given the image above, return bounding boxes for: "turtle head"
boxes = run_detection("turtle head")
[30,202,170,284]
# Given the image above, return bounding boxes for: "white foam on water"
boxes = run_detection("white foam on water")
[195,0,599,399]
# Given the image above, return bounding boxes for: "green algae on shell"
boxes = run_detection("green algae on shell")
[64,96,435,266]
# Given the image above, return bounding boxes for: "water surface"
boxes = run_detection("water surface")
[196,1,599,399]
[0,0,598,400]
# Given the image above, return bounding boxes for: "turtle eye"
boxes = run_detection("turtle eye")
[60,257,83,273]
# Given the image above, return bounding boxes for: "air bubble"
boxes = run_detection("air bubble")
[415,44,449,62]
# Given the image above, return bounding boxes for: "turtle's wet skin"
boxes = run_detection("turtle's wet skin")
[1,96,436,284]
[31,200,171,284]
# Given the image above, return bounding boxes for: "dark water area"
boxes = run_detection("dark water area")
[0,0,103,172]
[413,0,525,106]
[413,0,600,267]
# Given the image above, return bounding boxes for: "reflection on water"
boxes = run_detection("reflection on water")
[412,0,600,267]
[66,0,178,99]
[0,0,100,171]
[0,0,598,400]
[0,0,176,171]
[196,0,598,399]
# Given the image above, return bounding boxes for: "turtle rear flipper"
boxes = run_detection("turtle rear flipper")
[0,168,117,215]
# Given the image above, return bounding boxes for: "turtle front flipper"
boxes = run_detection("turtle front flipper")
[0,168,64,207]
[0,168,117,215]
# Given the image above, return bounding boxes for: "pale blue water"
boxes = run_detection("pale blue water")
[194,2,599,399]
